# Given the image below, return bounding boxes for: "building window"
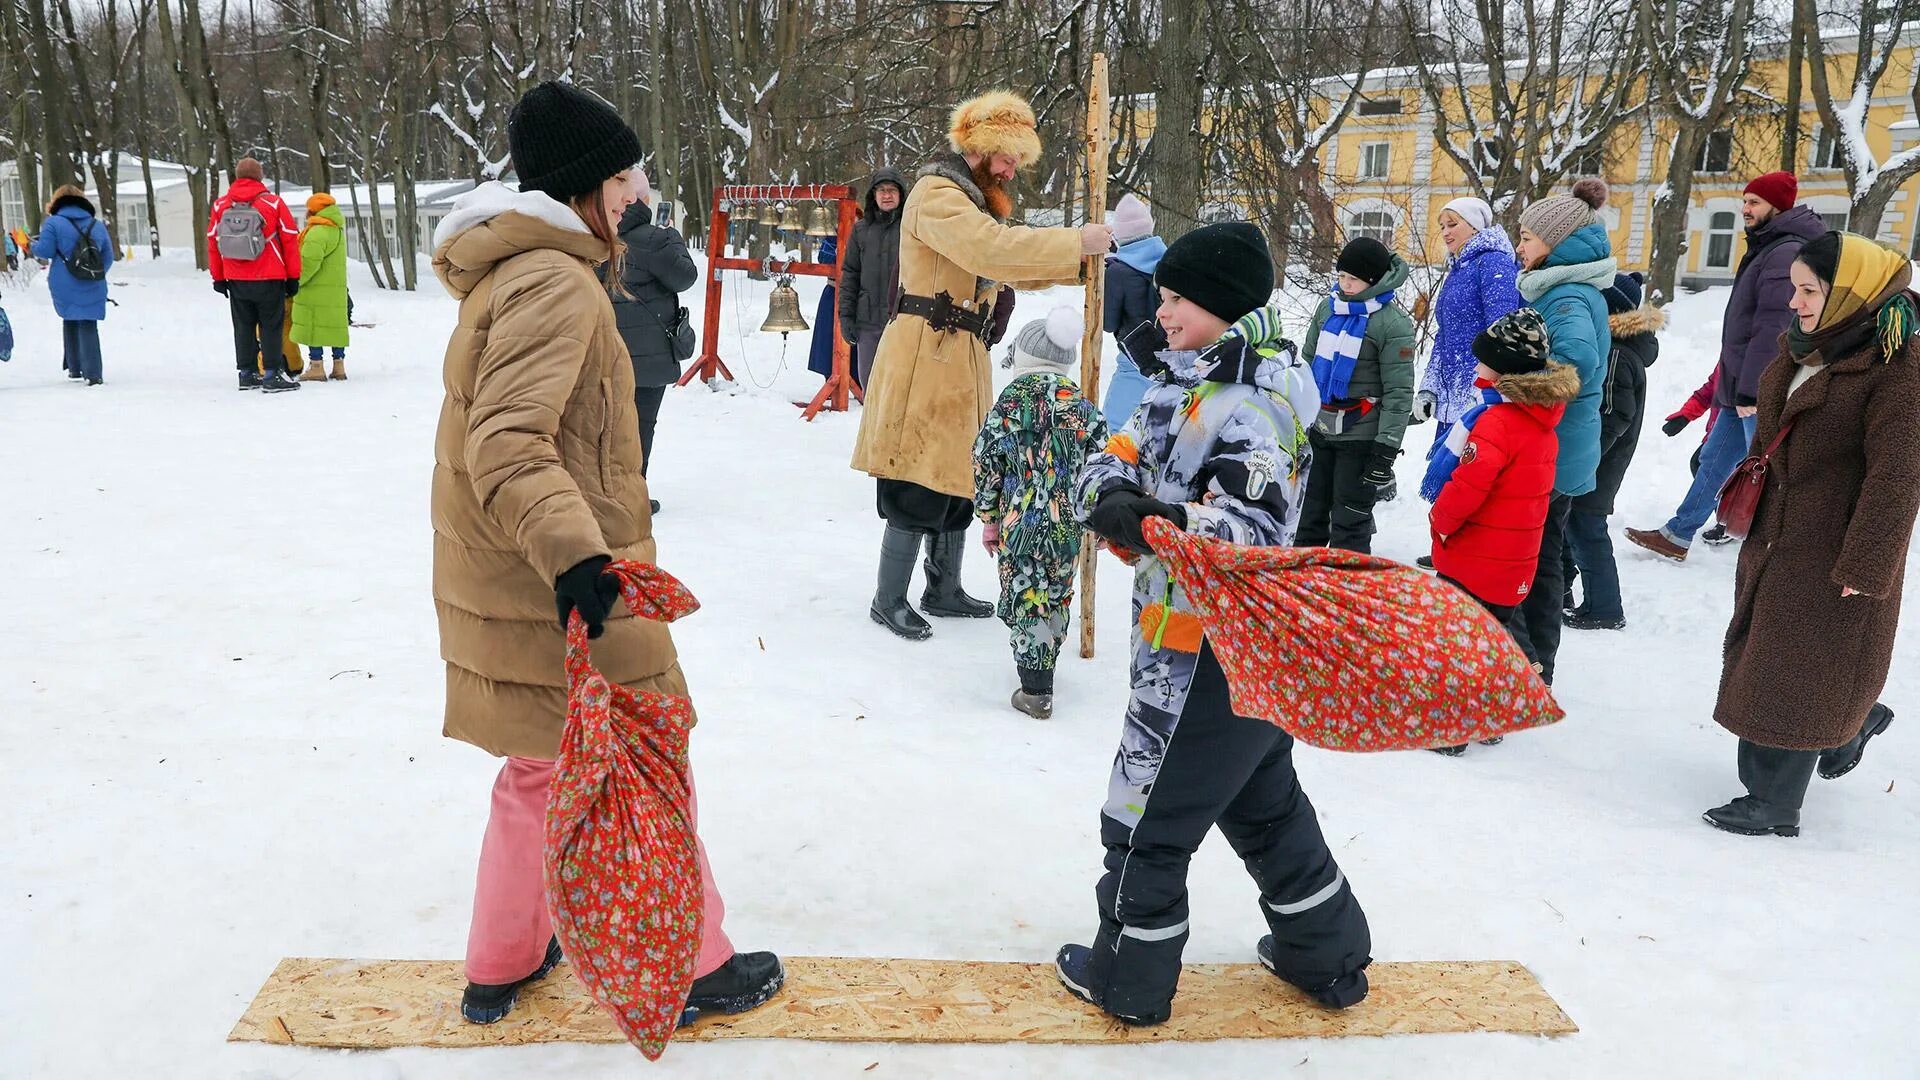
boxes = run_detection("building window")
[1358,97,1403,117]
[1348,209,1395,248]
[1705,210,1737,269]
[1811,128,1845,171]
[1360,143,1390,180]
[1695,130,1733,174]
[1570,150,1605,177]
[1818,211,1849,232]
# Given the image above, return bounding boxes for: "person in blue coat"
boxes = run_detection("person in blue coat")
[806,233,844,384]
[1508,179,1615,684]
[31,185,115,385]
[1419,197,1522,446]
[1101,194,1167,427]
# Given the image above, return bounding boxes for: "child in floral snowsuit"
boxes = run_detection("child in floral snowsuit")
[973,307,1108,719]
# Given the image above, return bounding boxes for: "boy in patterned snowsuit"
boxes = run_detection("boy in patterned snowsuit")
[973,306,1109,719]
[1056,222,1373,1026]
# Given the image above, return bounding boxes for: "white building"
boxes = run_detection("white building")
[0,157,202,252]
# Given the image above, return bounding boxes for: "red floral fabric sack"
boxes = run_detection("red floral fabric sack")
[543,560,704,1059]
[1142,519,1562,751]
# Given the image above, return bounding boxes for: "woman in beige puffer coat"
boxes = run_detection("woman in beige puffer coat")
[432,79,781,1027]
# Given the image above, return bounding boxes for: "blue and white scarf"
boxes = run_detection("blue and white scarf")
[1311,288,1392,403]
[1421,383,1503,501]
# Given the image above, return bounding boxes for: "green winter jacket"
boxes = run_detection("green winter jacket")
[1299,257,1417,447]
[292,205,350,348]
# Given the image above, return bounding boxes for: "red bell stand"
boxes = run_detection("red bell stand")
[678,184,863,420]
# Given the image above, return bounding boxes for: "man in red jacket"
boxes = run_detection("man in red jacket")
[209,157,303,393]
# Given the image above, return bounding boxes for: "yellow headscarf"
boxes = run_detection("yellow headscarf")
[1816,233,1914,359]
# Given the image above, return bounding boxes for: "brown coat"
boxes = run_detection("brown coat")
[849,156,1084,498]
[431,185,684,760]
[1715,313,1920,751]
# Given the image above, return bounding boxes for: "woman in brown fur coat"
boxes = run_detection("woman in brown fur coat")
[1705,231,1920,837]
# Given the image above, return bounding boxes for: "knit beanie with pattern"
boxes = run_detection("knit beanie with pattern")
[1008,306,1084,375]
[1518,179,1609,252]
[509,81,644,203]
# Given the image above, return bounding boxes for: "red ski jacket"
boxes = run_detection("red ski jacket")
[207,178,302,282]
[1430,365,1581,606]
[1669,368,1718,425]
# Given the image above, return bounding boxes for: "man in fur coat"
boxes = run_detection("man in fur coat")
[851,91,1112,641]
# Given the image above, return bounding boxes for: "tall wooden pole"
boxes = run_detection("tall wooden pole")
[1079,53,1110,660]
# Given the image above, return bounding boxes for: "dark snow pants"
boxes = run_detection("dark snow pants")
[1084,642,1372,1020]
[228,281,286,374]
[1506,494,1571,684]
[1296,431,1379,553]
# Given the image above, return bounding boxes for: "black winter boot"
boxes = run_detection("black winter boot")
[1013,665,1055,719]
[870,527,932,641]
[1258,935,1368,1009]
[1055,944,1168,1026]
[920,531,994,618]
[461,937,563,1024]
[1819,703,1894,780]
[681,951,785,1025]
[1704,740,1817,837]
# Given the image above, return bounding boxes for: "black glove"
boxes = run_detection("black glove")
[554,555,620,639]
[1086,490,1187,554]
[213,279,229,296]
[285,279,300,298]
[1362,443,1399,488]
[1662,415,1690,437]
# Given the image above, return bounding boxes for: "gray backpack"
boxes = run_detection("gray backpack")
[216,198,269,261]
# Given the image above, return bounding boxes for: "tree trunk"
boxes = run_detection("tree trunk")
[309,0,335,192]
[0,0,44,229]
[1645,127,1705,305]
[1152,1,1203,241]
[23,0,76,188]
[1780,10,1804,172]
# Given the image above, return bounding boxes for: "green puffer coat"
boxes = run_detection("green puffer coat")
[292,205,350,348]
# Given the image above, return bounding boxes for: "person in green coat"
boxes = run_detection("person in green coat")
[292,192,351,381]
[1297,237,1416,552]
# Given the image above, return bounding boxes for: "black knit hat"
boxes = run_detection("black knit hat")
[1153,222,1273,323]
[508,81,644,203]
[1473,308,1553,376]
[1602,271,1644,315]
[1335,236,1394,286]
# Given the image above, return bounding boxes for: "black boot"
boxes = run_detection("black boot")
[461,937,563,1024]
[870,527,932,641]
[1012,665,1054,719]
[259,368,302,393]
[920,531,994,618]
[1704,740,1817,837]
[1258,935,1368,1009]
[681,951,785,1025]
[1819,703,1894,780]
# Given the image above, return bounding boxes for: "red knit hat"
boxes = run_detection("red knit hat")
[1744,171,1798,213]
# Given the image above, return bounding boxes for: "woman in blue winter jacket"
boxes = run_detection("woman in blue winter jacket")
[1507,178,1615,684]
[31,185,115,385]
[1419,197,1522,447]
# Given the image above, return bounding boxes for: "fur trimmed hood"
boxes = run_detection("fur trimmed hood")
[948,91,1042,166]
[1495,360,1582,406]
[1609,305,1667,338]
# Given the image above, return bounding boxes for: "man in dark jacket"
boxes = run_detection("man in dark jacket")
[838,167,906,387]
[1626,171,1824,562]
[609,171,698,510]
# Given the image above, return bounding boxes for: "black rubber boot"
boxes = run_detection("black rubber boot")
[462,937,563,1024]
[870,527,932,641]
[681,951,785,1025]
[1704,740,1817,837]
[1056,944,1168,1026]
[920,531,994,618]
[1258,935,1368,1009]
[1819,703,1893,780]
[1012,665,1055,719]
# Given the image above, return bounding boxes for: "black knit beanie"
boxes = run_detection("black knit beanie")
[1153,222,1273,323]
[508,81,644,203]
[1472,308,1553,376]
[1335,236,1394,287]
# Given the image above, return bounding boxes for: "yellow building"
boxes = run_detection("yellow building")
[1317,29,1917,287]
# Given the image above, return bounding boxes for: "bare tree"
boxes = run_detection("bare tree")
[1804,0,1920,234]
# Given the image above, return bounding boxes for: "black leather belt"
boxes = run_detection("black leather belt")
[895,291,992,340]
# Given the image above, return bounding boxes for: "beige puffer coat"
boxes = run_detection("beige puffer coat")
[431,183,685,760]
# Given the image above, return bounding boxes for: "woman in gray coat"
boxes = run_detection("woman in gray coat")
[838,167,906,386]
[609,172,698,511]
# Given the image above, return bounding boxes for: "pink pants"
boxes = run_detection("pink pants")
[465,756,736,985]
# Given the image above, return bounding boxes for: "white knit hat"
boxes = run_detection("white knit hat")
[1113,193,1155,245]
[1440,196,1494,233]
[1007,306,1084,375]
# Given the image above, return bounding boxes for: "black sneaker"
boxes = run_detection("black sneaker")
[1819,703,1893,780]
[1414,555,1434,571]
[1427,744,1468,756]
[1564,610,1627,631]
[461,937,563,1024]
[1700,523,1735,546]
[681,951,785,1025]
[1257,935,1368,1009]
[238,370,262,391]
[1477,736,1503,746]
[259,369,302,393]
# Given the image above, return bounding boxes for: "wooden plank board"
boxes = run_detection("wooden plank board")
[229,956,1575,1049]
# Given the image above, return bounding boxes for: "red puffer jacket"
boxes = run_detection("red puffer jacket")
[1430,364,1583,606]
[207,178,302,282]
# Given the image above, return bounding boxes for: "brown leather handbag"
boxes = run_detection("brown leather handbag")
[1715,421,1794,540]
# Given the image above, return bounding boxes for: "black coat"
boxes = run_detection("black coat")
[837,167,906,339]
[1575,305,1665,516]
[1103,257,1164,357]
[610,201,699,387]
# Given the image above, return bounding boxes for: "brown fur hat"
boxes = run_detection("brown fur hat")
[948,91,1043,167]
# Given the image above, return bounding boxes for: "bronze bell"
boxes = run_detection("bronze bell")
[756,200,781,226]
[805,204,835,237]
[777,202,806,234]
[760,276,810,335]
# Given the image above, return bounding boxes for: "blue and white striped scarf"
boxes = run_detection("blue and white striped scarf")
[1311,288,1392,402]
[1421,383,1504,502]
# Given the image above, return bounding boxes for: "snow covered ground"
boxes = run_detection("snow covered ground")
[4,251,1917,1079]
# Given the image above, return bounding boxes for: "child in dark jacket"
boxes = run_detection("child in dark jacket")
[1426,309,1581,752]
[972,307,1108,719]
[1101,194,1167,427]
